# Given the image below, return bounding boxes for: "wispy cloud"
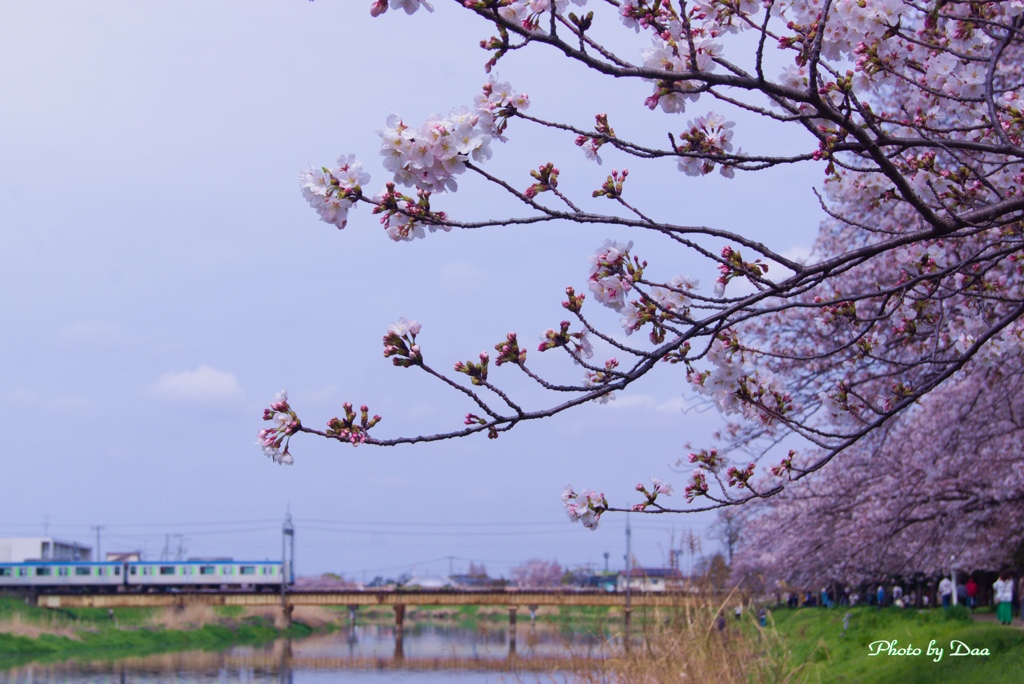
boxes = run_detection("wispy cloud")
[60,319,120,345]
[149,365,244,405]
[296,384,338,404]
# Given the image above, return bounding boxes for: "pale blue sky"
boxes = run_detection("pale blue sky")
[0,2,821,578]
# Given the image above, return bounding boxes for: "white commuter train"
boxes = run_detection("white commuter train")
[0,559,289,592]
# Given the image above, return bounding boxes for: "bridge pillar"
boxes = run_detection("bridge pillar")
[277,637,294,684]
[394,604,405,634]
[283,602,294,627]
[393,604,406,662]
[508,607,518,656]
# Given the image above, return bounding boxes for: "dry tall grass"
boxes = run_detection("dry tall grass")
[543,597,803,684]
[287,605,340,629]
[147,604,220,630]
[0,611,79,640]
[148,604,331,630]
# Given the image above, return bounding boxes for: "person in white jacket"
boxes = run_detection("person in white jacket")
[993,573,1014,625]
[939,576,954,608]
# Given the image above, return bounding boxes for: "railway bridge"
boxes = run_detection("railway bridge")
[35,588,695,610]
[36,589,705,655]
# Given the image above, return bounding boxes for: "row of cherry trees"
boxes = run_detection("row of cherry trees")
[261,0,1024,565]
[733,361,1024,583]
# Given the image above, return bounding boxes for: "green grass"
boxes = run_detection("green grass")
[771,605,1024,683]
[0,597,158,627]
[0,598,312,670]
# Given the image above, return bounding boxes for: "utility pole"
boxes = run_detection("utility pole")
[91,526,104,562]
[950,556,958,607]
[624,514,632,649]
[161,534,170,561]
[174,535,186,561]
[282,511,295,607]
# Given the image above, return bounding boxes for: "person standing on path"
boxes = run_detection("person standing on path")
[939,576,954,608]
[966,576,978,609]
[994,573,1014,625]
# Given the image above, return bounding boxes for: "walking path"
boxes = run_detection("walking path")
[969,611,1024,628]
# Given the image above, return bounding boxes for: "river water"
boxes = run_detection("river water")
[0,623,615,683]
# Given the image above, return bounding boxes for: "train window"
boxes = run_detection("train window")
[75,567,91,576]
[240,566,255,575]
[200,566,216,575]
[130,566,137,575]
[143,567,153,576]
[35,567,51,576]
[0,568,10,576]
[222,567,232,575]
[59,567,69,576]
[114,566,121,575]
[160,566,176,576]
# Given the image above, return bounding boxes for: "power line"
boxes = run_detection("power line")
[3,516,712,532]
[296,518,573,528]
[0,519,282,529]
[351,552,628,576]
[300,525,581,538]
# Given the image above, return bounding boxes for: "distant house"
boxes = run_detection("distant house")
[402,575,453,589]
[0,538,92,562]
[449,574,507,589]
[560,568,618,592]
[581,573,618,592]
[617,567,684,593]
[105,552,142,562]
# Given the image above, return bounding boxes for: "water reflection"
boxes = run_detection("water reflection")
[1,622,613,683]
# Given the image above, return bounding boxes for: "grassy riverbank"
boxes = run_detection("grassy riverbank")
[0,598,313,669]
[549,603,1024,683]
[771,605,1024,683]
